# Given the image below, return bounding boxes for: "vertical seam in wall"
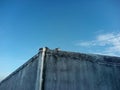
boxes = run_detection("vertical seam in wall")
[39,48,46,90]
[35,48,46,90]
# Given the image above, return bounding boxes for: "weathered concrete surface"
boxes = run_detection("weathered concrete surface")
[43,51,120,90]
[0,55,40,90]
[0,49,120,90]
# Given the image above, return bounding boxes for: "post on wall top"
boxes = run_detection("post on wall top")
[39,47,49,52]
[38,47,61,53]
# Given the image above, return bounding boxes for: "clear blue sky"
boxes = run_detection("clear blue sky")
[0,0,120,80]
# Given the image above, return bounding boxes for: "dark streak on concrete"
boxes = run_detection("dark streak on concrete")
[0,48,120,90]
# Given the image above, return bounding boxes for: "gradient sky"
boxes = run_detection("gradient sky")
[0,0,120,80]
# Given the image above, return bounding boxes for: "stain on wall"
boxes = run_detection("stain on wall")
[0,49,120,90]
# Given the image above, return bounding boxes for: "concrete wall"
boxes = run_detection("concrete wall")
[43,51,120,90]
[0,49,120,90]
[0,55,40,90]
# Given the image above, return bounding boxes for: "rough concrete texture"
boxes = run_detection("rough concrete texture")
[43,51,120,90]
[0,54,40,90]
[0,48,120,90]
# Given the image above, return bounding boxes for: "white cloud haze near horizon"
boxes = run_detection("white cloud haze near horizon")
[77,32,120,56]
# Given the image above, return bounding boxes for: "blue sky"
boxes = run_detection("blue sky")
[0,0,120,80]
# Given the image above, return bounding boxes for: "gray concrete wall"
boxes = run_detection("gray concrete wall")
[0,55,40,90]
[0,49,120,90]
[43,51,120,90]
